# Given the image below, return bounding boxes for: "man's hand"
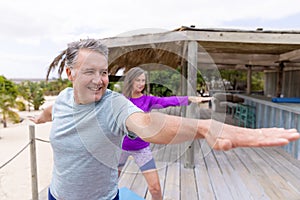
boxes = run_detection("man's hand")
[28,105,53,124]
[28,115,48,124]
[204,121,300,151]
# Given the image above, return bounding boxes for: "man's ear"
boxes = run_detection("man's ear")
[66,68,74,81]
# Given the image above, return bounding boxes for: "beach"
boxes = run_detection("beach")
[0,96,55,200]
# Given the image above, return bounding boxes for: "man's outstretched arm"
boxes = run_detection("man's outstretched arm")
[28,105,53,124]
[126,112,300,151]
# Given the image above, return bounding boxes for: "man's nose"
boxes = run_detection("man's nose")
[92,74,103,84]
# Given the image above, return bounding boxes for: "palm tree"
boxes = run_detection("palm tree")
[0,76,20,128]
[0,94,20,128]
[18,81,45,111]
[46,50,66,81]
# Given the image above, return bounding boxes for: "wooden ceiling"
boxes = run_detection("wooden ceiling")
[101,26,300,75]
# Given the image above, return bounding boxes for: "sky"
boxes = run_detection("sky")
[1,0,300,80]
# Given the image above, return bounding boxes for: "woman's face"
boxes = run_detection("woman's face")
[132,73,146,93]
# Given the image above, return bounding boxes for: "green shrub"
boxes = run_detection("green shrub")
[15,101,26,111]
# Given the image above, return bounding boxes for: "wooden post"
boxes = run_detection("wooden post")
[184,41,198,169]
[146,70,150,95]
[181,61,187,112]
[276,62,284,97]
[29,125,39,200]
[296,116,300,159]
[246,65,252,95]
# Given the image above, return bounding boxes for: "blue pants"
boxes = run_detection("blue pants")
[48,189,56,200]
[48,188,119,200]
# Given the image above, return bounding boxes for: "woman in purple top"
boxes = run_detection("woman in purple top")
[118,67,210,200]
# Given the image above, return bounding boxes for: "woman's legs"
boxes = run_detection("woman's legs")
[142,167,162,200]
[132,147,162,200]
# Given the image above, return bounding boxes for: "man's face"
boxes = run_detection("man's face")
[68,49,109,104]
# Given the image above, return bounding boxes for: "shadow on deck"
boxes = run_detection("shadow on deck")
[119,141,300,200]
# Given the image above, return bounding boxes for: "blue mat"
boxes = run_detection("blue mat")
[271,97,300,103]
[119,187,145,200]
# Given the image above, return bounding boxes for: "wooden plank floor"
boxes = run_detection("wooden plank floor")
[119,107,300,199]
[118,141,300,200]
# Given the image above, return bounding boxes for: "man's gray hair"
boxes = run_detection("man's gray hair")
[66,39,109,68]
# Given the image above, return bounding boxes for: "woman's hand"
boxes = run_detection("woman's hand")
[188,96,212,103]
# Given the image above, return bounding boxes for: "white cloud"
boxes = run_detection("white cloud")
[0,0,300,78]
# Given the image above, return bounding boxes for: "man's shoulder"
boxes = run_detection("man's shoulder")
[58,87,73,95]
[102,90,136,107]
[56,87,73,103]
[104,89,123,99]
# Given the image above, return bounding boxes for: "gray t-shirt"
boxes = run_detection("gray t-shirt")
[49,88,141,200]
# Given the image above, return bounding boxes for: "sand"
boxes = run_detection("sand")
[0,96,55,200]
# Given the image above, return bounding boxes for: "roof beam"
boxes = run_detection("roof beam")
[197,52,279,66]
[101,30,300,48]
[279,49,300,62]
[197,63,275,71]
[187,31,300,44]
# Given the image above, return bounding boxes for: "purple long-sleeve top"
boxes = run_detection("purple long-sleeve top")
[122,95,189,151]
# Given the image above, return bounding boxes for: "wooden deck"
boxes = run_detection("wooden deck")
[119,140,300,200]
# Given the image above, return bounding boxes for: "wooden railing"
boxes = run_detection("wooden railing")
[237,94,300,160]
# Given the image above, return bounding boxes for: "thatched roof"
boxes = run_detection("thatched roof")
[47,26,300,79]
[102,26,300,75]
